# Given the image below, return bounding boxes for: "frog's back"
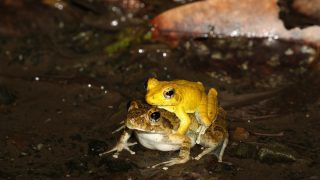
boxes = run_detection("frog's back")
[214,107,227,129]
[172,79,204,91]
[198,107,228,151]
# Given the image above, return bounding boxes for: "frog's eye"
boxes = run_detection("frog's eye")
[150,111,161,123]
[163,88,175,99]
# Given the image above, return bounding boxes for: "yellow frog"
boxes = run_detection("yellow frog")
[145,78,218,141]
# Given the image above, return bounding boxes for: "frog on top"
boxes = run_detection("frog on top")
[145,78,219,143]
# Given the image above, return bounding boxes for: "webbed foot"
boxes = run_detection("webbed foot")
[99,141,137,158]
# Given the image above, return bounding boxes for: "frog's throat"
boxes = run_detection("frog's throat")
[158,105,176,112]
[125,123,157,133]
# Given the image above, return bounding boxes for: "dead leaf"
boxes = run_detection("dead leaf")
[293,0,320,21]
[151,0,320,47]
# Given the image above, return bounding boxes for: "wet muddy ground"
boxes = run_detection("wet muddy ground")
[1,0,320,179]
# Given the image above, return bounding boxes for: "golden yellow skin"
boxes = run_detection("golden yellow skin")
[145,78,218,135]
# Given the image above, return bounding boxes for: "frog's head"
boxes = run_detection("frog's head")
[145,78,181,106]
[125,101,178,133]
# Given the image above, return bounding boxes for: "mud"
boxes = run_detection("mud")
[0,0,320,179]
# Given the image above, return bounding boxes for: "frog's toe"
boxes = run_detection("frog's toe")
[124,143,137,155]
[99,142,137,157]
[196,136,201,144]
[127,142,138,146]
[112,125,125,134]
[151,157,189,168]
[193,155,202,161]
[112,153,119,158]
[99,146,118,157]
[194,146,217,161]
[192,152,205,160]
[162,166,169,170]
[196,133,203,144]
[164,159,186,167]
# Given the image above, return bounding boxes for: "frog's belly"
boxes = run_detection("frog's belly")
[134,131,181,151]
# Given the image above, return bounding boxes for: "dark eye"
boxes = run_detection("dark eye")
[150,112,160,122]
[163,88,175,99]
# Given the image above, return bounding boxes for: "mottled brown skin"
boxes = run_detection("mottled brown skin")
[100,101,228,168]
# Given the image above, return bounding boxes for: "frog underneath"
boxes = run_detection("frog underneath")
[100,101,228,168]
[145,78,219,143]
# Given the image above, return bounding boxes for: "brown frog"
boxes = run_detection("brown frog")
[100,101,228,168]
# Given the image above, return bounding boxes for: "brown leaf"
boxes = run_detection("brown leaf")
[151,0,320,47]
[293,0,320,21]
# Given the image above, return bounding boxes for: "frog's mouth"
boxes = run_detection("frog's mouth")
[126,124,167,134]
[135,129,165,134]
[145,95,176,107]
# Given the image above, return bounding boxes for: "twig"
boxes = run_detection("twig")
[251,131,284,137]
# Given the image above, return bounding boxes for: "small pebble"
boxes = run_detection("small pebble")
[232,127,249,141]
[37,143,44,151]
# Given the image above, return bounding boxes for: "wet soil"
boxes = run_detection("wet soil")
[0,0,320,179]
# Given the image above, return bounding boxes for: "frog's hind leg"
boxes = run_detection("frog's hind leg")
[207,88,218,121]
[197,88,218,126]
[194,144,218,161]
[196,88,218,143]
[217,134,229,162]
[195,131,229,162]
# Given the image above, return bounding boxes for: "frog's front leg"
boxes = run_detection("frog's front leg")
[175,108,191,135]
[99,129,137,158]
[152,134,191,169]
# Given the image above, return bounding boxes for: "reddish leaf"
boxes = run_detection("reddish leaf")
[151,0,320,47]
[293,0,320,21]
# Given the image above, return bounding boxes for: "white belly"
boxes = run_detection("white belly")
[134,131,181,151]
